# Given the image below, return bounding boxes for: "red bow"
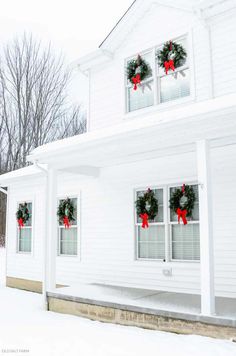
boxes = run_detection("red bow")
[18,218,24,229]
[140,213,149,228]
[164,59,175,74]
[63,216,70,229]
[177,208,187,225]
[132,73,141,90]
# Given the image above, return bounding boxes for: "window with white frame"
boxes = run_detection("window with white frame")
[17,202,32,253]
[135,184,200,262]
[135,188,165,260]
[126,51,154,112]
[157,37,190,104]
[58,197,78,256]
[169,185,200,261]
[126,36,190,113]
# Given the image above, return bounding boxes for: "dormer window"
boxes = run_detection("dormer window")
[125,36,190,113]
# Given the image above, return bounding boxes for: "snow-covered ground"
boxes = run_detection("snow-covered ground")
[0,248,235,356]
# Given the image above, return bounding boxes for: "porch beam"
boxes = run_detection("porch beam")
[196,140,215,316]
[45,167,57,292]
[60,165,100,177]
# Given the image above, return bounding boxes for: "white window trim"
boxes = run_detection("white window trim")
[134,186,166,262]
[16,199,34,255]
[57,194,80,258]
[168,182,200,263]
[124,31,196,117]
[134,181,200,263]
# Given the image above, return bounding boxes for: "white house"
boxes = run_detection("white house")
[1,0,236,337]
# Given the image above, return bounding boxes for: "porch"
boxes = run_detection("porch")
[26,94,236,327]
[47,283,236,339]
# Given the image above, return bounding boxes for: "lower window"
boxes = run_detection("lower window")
[135,184,200,262]
[170,185,199,261]
[58,197,78,256]
[138,225,165,259]
[17,202,32,253]
[135,188,165,260]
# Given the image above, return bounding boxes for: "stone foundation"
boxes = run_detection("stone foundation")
[6,276,65,293]
[48,296,236,340]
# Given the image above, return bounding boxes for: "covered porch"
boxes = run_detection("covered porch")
[27,94,236,329]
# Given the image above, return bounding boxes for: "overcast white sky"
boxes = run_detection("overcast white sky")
[0,0,133,104]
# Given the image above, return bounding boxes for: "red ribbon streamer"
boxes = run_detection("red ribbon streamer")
[63,216,70,229]
[132,73,141,90]
[140,213,149,229]
[177,208,187,225]
[182,184,185,193]
[164,59,175,74]
[18,218,24,228]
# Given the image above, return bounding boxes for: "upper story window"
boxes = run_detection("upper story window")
[126,36,190,113]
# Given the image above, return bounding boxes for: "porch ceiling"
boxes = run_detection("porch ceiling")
[27,94,236,170]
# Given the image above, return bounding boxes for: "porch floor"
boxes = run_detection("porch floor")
[48,283,236,326]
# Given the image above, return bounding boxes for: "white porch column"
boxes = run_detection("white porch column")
[45,167,57,292]
[196,140,215,315]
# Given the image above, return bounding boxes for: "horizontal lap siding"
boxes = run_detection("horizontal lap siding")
[90,5,202,131]
[6,146,236,297]
[212,146,236,297]
[56,151,201,295]
[6,178,46,281]
[211,10,236,97]
[56,146,236,297]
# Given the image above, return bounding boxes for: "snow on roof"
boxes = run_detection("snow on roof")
[77,0,229,70]
[0,164,47,185]
[28,92,236,163]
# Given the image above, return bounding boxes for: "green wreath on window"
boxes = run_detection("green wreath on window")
[135,188,158,228]
[16,202,30,228]
[157,40,187,75]
[57,198,75,229]
[126,54,152,91]
[169,184,195,225]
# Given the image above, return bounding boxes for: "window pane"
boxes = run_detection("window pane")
[19,228,32,252]
[128,80,154,112]
[157,38,188,76]
[21,202,32,227]
[60,227,77,255]
[127,51,153,85]
[170,185,199,222]
[172,224,200,261]
[138,225,165,259]
[160,68,190,103]
[59,198,77,226]
[137,189,163,223]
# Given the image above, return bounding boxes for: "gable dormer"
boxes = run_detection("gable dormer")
[78,0,236,131]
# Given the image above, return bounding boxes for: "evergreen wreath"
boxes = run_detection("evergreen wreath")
[16,202,30,228]
[57,198,75,228]
[126,54,152,90]
[157,40,187,74]
[169,184,195,225]
[135,188,158,228]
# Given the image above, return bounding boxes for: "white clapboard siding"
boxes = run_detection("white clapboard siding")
[89,4,235,132]
[210,8,236,98]
[6,177,46,281]
[6,145,236,298]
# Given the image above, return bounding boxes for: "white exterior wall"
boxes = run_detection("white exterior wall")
[6,177,46,282]
[210,8,236,98]
[6,145,236,298]
[89,4,235,131]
